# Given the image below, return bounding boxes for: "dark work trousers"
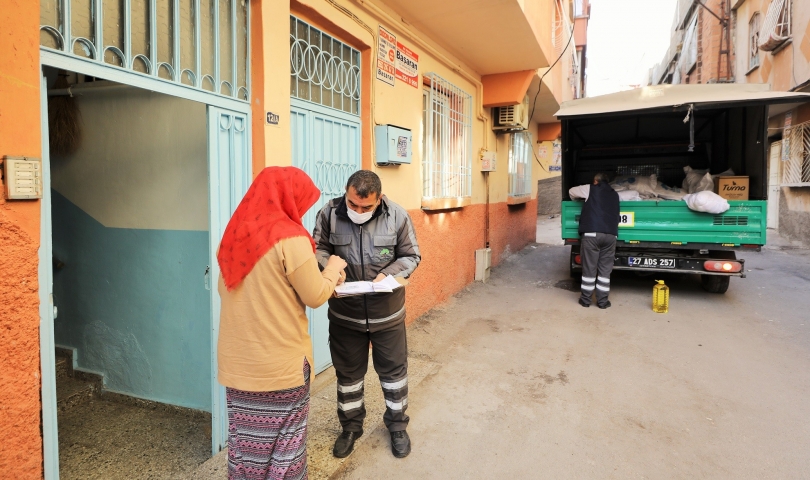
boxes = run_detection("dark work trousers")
[329,321,409,433]
[580,232,617,307]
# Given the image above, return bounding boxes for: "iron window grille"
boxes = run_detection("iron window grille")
[552,0,573,56]
[290,16,361,116]
[781,120,810,187]
[508,132,532,197]
[749,13,760,70]
[422,73,472,200]
[40,0,250,101]
[758,0,791,52]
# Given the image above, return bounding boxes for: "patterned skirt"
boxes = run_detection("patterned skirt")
[226,361,310,480]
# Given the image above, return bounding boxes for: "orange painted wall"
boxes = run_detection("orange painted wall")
[0,0,45,478]
[403,200,538,324]
[482,70,536,108]
[250,0,266,178]
[537,122,562,141]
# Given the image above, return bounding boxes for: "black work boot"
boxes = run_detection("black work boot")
[333,430,363,458]
[390,430,411,458]
[598,301,611,309]
[579,298,590,308]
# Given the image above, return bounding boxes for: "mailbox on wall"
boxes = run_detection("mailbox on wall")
[375,125,412,166]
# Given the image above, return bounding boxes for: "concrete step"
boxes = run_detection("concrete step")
[55,347,104,411]
[55,355,70,379]
[56,374,98,411]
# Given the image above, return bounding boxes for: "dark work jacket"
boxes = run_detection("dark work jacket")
[312,195,421,332]
[579,181,620,236]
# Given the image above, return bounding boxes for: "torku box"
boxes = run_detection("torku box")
[714,176,749,200]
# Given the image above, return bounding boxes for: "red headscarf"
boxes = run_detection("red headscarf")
[217,166,321,290]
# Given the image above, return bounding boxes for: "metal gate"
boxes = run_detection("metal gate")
[290,16,361,373]
[207,106,250,453]
[38,3,252,477]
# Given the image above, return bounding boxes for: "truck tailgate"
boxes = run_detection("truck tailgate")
[561,200,767,246]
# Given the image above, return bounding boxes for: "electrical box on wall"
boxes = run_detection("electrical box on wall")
[3,156,42,199]
[375,125,412,165]
[480,150,496,172]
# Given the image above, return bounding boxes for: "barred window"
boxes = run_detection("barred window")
[781,120,810,187]
[749,13,760,70]
[508,132,532,198]
[422,73,472,203]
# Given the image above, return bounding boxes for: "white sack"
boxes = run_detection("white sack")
[654,182,687,200]
[569,184,590,200]
[614,174,659,198]
[618,190,642,201]
[683,166,716,194]
[682,190,730,214]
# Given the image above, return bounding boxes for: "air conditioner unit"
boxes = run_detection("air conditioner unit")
[493,95,529,132]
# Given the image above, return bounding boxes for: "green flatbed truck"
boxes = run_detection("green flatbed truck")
[556,84,810,293]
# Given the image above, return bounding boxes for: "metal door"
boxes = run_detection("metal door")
[768,141,781,230]
[291,100,360,373]
[208,106,250,453]
[39,74,61,480]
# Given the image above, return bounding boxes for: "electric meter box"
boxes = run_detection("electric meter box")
[375,125,412,165]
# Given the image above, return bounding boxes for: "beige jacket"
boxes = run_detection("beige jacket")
[217,236,340,392]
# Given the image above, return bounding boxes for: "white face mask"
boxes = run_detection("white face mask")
[347,207,375,224]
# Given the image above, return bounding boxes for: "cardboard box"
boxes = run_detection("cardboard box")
[714,176,749,200]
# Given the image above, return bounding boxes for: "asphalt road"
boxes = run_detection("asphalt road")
[334,222,810,479]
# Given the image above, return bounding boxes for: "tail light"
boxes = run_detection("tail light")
[574,255,582,265]
[703,260,742,273]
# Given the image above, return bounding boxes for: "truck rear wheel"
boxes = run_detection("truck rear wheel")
[701,275,730,294]
[570,246,581,280]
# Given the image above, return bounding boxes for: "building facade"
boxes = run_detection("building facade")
[0,0,587,478]
[648,0,810,244]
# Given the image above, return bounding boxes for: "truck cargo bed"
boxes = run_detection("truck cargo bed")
[562,200,767,247]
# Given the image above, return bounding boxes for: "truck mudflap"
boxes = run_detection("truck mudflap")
[570,248,746,278]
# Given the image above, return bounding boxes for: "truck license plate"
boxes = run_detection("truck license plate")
[628,257,676,269]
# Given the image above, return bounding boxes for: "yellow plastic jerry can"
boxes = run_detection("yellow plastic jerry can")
[652,280,669,313]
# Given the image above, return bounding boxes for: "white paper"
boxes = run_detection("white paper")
[334,275,403,297]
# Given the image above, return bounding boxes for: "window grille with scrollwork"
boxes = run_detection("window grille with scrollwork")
[40,0,249,101]
[290,16,361,116]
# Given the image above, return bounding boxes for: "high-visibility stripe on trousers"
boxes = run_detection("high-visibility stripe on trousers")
[579,232,617,307]
[329,321,410,433]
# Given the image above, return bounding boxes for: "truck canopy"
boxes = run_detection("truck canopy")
[555,84,810,119]
[555,84,810,202]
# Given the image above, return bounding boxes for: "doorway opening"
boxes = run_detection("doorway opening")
[44,66,213,479]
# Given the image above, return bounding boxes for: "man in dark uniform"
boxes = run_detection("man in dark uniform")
[312,170,421,459]
[578,173,620,309]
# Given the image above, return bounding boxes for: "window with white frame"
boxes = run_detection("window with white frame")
[749,13,760,70]
[758,0,792,52]
[508,132,533,198]
[422,73,472,200]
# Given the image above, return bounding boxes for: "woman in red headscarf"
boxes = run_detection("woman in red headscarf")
[217,166,346,480]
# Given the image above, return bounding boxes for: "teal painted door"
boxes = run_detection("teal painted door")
[208,106,250,453]
[39,74,60,480]
[291,100,360,374]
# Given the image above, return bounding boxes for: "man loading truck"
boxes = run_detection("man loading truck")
[556,84,810,294]
[578,173,620,309]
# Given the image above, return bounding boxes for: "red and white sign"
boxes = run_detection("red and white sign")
[377,26,396,86]
[395,41,419,88]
